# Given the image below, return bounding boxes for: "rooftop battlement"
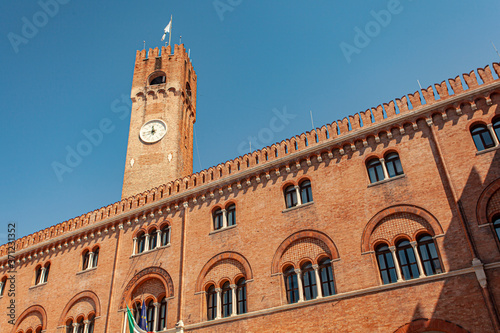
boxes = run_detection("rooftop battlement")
[1,62,500,261]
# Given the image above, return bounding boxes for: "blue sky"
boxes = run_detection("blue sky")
[1,0,499,242]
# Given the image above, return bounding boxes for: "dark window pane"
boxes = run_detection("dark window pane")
[285,186,297,208]
[367,159,384,183]
[299,180,313,204]
[227,204,236,226]
[376,245,397,284]
[471,125,495,151]
[417,235,442,276]
[213,209,223,230]
[92,248,99,267]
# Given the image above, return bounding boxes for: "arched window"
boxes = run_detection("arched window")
[236,278,247,314]
[146,300,155,332]
[186,82,192,97]
[284,185,298,208]
[471,124,495,151]
[150,229,158,250]
[319,258,335,297]
[133,301,141,324]
[417,235,443,276]
[493,118,500,142]
[0,276,7,296]
[299,180,313,204]
[82,250,90,270]
[213,208,223,230]
[221,281,232,318]
[137,232,146,254]
[161,225,170,246]
[227,204,236,227]
[367,158,384,183]
[396,240,419,280]
[494,215,500,242]
[44,263,50,282]
[206,285,217,321]
[150,75,166,85]
[77,317,84,333]
[36,327,42,333]
[283,266,299,304]
[375,244,397,284]
[88,314,95,333]
[35,266,43,285]
[385,152,404,178]
[92,247,99,268]
[157,297,167,331]
[65,319,73,333]
[301,262,317,300]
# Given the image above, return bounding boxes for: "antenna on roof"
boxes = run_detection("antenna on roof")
[249,141,252,153]
[310,110,315,129]
[417,79,422,90]
[492,41,500,59]
[143,40,146,50]
[180,35,182,44]
[188,49,191,58]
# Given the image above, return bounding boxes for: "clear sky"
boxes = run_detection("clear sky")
[1,0,499,242]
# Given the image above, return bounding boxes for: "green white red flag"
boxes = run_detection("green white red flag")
[126,306,152,333]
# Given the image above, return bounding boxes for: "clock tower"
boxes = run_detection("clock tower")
[122,44,197,199]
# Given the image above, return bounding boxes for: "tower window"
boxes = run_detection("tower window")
[236,278,247,314]
[221,281,232,318]
[284,185,298,208]
[385,152,404,178]
[417,235,443,276]
[471,124,495,151]
[396,239,419,280]
[299,180,313,204]
[150,75,166,85]
[319,258,335,297]
[213,208,223,230]
[376,244,397,284]
[284,266,299,304]
[367,158,384,183]
[206,285,217,321]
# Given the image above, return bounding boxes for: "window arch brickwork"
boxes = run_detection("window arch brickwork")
[271,230,339,274]
[477,179,500,225]
[196,252,253,292]
[362,205,444,253]
[120,267,174,309]
[58,291,101,326]
[11,305,47,333]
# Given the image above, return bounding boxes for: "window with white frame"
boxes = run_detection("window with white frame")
[367,152,404,184]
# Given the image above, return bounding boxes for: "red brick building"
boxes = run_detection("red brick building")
[1,44,500,333]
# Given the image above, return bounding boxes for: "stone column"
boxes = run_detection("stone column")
[380,158,389,179]
[122,312,127,333]
[167,227,171,244]
[411,241,426,278]
[230,284,237,316]
[0,281,4,295]
[88,252,94,269]
[312,264,322,298]
[153,302,160,332]
[488,124,499,146]
[156,230,162,248]
[294,186,302,206]
[40,267,46,284]
[83,320,90,333]
[145,234,150,251]
[72,323,78,333]
[215,288,222,319]
[389,246,403,282]
[294,269,304,302]
[222,209,227,228]
[132,237,137,255]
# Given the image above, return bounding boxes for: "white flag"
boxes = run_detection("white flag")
[161,19,172,41]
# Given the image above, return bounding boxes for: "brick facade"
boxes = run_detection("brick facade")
[1,46,500,332]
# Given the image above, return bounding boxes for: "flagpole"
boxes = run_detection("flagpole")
[168,15,172,47]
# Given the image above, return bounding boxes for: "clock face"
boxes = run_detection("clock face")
[139,119,167,143]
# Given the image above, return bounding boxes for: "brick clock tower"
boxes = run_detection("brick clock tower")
[122,44,197,199]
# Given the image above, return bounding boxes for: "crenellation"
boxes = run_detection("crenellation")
[421,86,436,105]
[463,70,479,88]
[372,105,385,123]
[408,91,422,109]
[448,75,464,94]
[384,101,397,118]
[396,96,409,113]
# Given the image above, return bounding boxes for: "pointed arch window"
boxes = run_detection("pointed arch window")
[417,234,443,276]
[65,319,73,333]
[92,247,99,268]
[375,244,397,284]
[206,285,217,321]
[396,239,419,280]
[221,281,232,318]
[236,278,247,314]
[283,266,299,304]
[150,75,166,85]
[301,262,317,300]
[77,317,84,333]
[471,124,495,151]
[88,314,95,333]
[150,229,158,250]
[319,258,335,297]
[299,180,313,204]
[35,266,43,285]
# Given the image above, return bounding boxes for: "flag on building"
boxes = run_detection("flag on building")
[161,17,172,41]
[126,306,151,333]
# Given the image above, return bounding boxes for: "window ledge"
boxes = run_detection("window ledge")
[29,282,47,290]
[282,201,314,213]
[367,174,405,187]
[131,243,171,258]
[209,224,237,235]
[476,145,500,155]
[76,267,97,275]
